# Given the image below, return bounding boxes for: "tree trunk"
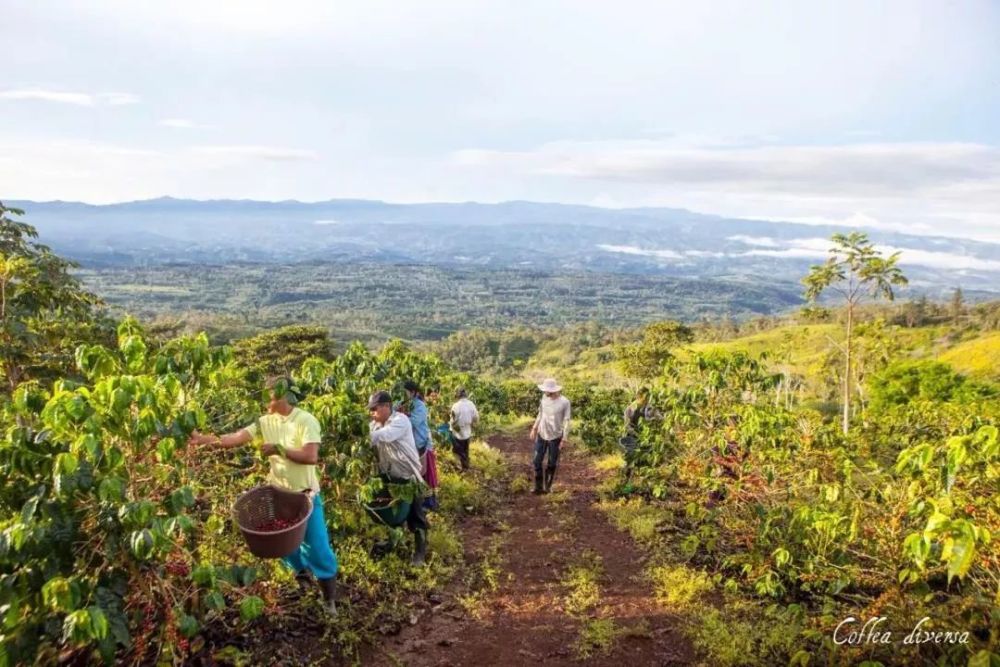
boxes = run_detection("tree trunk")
[842,304,853,435]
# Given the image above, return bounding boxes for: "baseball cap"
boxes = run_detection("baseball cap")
[366,390,393,410]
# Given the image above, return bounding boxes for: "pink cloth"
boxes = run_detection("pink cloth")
[422,449,439,489]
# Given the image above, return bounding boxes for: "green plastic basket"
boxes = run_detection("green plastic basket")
[362,494,411,527]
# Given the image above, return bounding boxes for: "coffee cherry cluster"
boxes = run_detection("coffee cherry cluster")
[256,518,294,532]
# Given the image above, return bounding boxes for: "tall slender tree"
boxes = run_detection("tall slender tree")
[803,232,907,434]
[950,286,965,324]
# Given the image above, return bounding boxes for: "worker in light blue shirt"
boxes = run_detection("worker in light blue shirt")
[403,380,432,454]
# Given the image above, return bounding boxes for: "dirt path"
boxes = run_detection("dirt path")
[366,430,694,666]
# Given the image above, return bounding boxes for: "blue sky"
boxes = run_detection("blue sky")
[2,0,1000,240]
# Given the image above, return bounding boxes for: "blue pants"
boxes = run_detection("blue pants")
[533,437,562,475]
[282,493,338,580]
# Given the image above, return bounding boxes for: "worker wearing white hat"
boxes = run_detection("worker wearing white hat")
[529,378,571,494]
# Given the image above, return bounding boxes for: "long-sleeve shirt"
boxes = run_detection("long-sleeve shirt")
[533,395,571,441]
[450,398,480,440]
[407,397,432,452]
[623,401,655,437]
[369,411,425,482]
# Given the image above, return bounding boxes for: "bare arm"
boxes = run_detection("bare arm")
[189,429,252,449]
[281,442,319,465]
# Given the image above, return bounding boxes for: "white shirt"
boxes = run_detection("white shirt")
[369,411,425,482]
[450,398,480,440]
[533,394,571,441]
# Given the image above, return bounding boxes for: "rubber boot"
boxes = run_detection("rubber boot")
[372,528,402,559]
[411,528,428,567]
[533,472,544,494]
[317,577,337,617]
[544,468,555,493]
[295,570,313,593]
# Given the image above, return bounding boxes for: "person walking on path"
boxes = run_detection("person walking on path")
[401,380,440,511]
[188,376,339,615]
[367,390,430,566]
[449,387,479,471]
[529,378,571,494]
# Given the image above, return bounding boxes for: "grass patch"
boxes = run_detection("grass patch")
[493,415,535,437]
[685,603,807,667]
[456,531,507,619]
[561,550,603,617]
[597,498,666,547]
[427,519,463,564]
[574,618,619,659]
[593,452,625,472]
[689,608,756,667]
[469,440,507,481]
[647,564,713,609]
[509,475,532,494]
[938,331,1000,378]
[573,617,654,659]
[543,488,572,505]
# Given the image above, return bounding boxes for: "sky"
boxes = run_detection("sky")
[2,0,1000,241]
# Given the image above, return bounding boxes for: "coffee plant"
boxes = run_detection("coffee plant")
[0,316,519,665]
[578,346,999,664]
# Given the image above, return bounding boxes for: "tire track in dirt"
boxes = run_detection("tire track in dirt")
[367,430,694,666]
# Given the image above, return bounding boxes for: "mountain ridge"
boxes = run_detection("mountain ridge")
[6,197,999,295]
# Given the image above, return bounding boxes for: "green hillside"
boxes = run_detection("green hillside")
[938,331,1000,378]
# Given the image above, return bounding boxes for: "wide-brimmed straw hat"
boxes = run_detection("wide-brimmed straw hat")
[537,378,562,393]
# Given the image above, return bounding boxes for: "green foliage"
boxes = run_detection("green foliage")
[615,320,694,379]
[868,359,996,410]
[573,618,619,659]
[432,327,538,375]
[581,329,998,664]
[647,564,714,608]
[0,309,526,664]
[0,201,108,394]
[938,332,1000,379]
[232,325,333,382]
[79,262,803,347]
[561,551,603,617]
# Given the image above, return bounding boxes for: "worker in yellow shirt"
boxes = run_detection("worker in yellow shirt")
[189,376,339,615]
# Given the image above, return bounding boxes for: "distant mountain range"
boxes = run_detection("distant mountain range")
[10,197,1000,296]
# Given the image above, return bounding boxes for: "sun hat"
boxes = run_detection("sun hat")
[537,378,562,393]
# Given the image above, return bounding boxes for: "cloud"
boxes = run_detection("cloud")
[0,88,140,107]
[98,92,140,106]
[457,140,1000,194]
[190,145,318,161]
[159,118,201,129]
[598,238,1000,272]
[727,235,780,247]
[878,245,1000,272]
[456,140,1000,242]
[0,89,95,106]
[683,249,726,258]
[596,243,682,260]
[0,140,320,203]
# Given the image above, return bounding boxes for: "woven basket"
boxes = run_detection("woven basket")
[233,485,312,558]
